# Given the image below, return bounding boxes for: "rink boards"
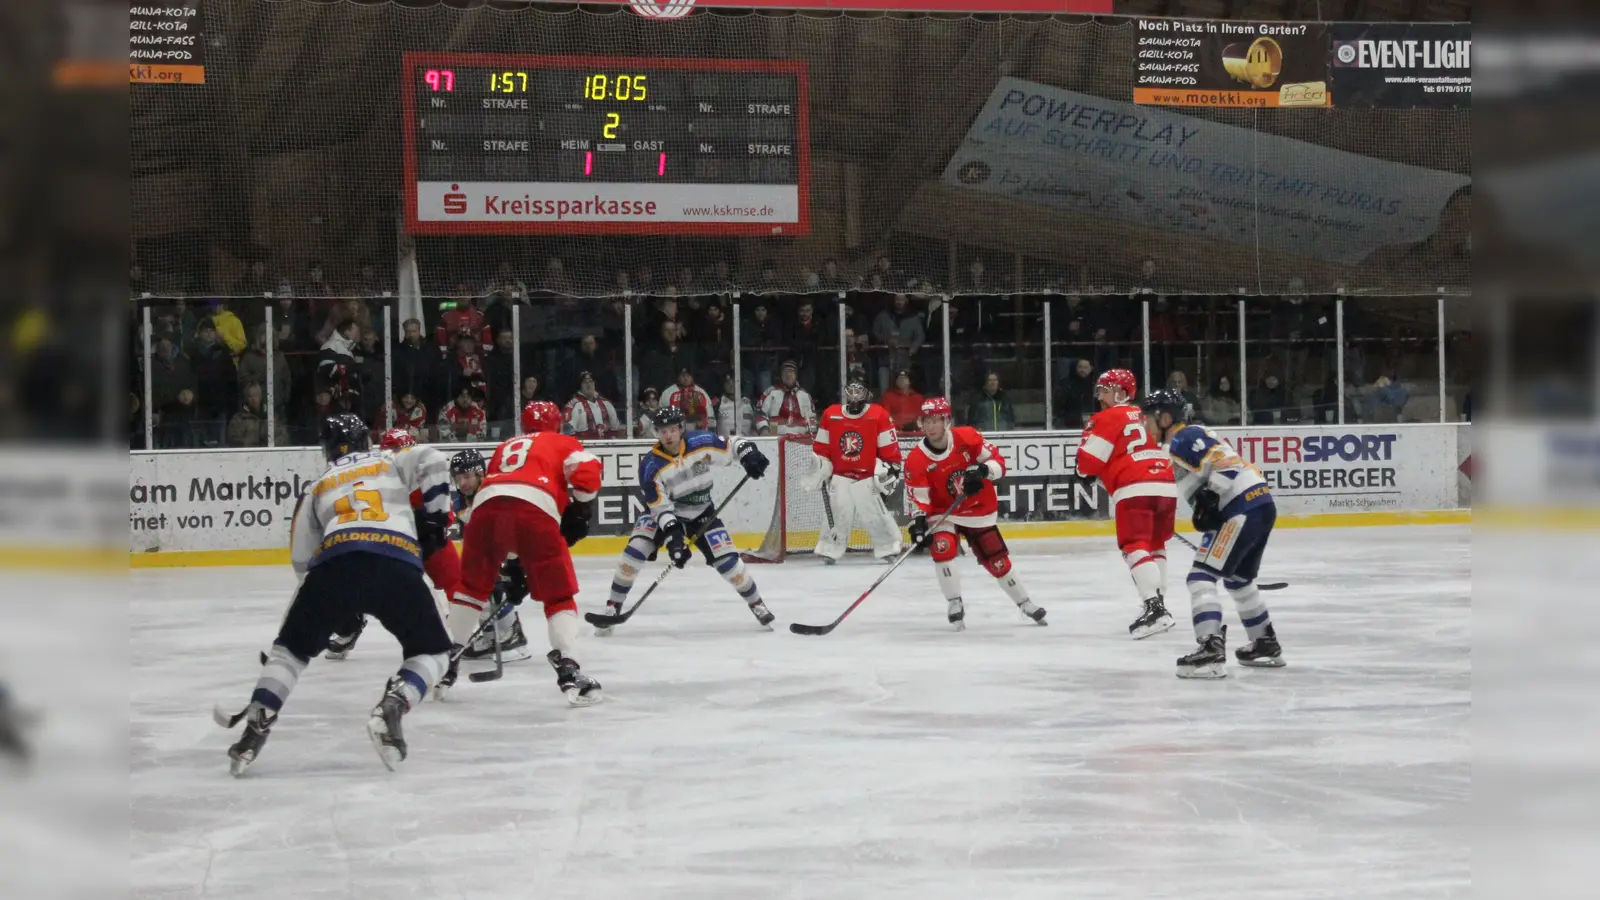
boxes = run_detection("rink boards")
[128,423,1472,566]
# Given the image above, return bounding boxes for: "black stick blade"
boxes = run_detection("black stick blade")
[1258,582,1289,591]
[213,704,247,729]
[788,622,837,636]
[467,669,502,683]
[584,611,628,628]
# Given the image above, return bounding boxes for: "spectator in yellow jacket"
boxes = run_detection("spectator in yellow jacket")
[205,300,248,358]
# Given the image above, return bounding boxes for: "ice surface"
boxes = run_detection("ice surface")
[131,526,1469,900]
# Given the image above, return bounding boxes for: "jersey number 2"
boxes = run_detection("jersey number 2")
[332,485,388,524]
[1123,422,1154,450]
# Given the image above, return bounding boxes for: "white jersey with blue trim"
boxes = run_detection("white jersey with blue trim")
[637,430,748,524]
[1166,425,1272,516]
[289,445,452,576]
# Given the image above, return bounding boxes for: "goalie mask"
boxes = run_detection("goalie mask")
[844,379,870,415]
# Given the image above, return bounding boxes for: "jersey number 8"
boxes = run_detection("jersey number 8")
[500,437,533,473]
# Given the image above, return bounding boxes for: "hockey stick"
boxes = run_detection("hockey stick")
[789,500,962,636]
[1171,533,1288,591]
[467,592,506,683]
[583,474,755,630]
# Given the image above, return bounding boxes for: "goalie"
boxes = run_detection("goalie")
[805,379,904,563]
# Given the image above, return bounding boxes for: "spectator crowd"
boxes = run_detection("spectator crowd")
[130,253,1462,449]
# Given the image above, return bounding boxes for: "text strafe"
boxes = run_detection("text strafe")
[482,195,659,219]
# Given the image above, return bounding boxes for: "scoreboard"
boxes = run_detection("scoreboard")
[402,53,810,236]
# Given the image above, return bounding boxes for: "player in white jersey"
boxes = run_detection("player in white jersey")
[216,415,454,774]
[597,406,774,633]
[1142,390,1285,678]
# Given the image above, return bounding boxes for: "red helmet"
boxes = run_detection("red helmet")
[918,397,953,419]
[378,428,415,451]
[1095,369,1138,401]
[521,400,563,434]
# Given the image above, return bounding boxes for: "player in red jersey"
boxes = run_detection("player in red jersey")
[807,378,905,562]
[904,398,1046,630]
[1074,369,1179,639]
[445,401,605,706]
[322,428,462,661]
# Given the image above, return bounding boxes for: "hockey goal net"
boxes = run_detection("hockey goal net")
[743,434,900,562]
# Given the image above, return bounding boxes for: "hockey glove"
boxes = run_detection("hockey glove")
[1191,490,1224,534]
[415,510,451,560]
[876,463,902,496]
[907,514,930,549]
[961,465,989,498]
[560,501,593,547]
[660,517,693,569]
[498,558,528,606]
[735,440,770,480]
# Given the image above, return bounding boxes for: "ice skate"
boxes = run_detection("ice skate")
[463,614,532,662]
[947,597,965,631]
[1235,624,1285,668]
[433,644,462,700]
[747,599,775,629]
[548,649,603,707]
[593,601,623,636]
[1016,599,1047,625]
[1176,626,1228,680]
[226,705,276,777]
[1128,593,1175,639]
[366,677,410,770]
[325,617,366,660]
[821,555,839,566]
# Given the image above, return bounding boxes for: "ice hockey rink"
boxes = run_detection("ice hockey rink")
[130,524,1469,899]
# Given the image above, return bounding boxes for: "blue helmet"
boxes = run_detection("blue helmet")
[320,414,370,462]
[1139,388,1191,424]
[449,449,486,478]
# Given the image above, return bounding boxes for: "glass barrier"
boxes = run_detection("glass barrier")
[1343,297,1441,425]
[132,290,1465,448]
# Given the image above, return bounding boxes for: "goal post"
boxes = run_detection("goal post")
[742,434,907,562]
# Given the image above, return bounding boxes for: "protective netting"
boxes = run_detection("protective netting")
[131,1,1470,302]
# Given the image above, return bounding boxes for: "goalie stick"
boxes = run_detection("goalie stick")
[789,500,962,636]
[1171,532,1288,591]
[582,474,754,630]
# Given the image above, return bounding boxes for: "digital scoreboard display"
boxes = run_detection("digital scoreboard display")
[402,53,810,236]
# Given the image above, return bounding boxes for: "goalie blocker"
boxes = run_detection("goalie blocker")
[904,398,1046,630]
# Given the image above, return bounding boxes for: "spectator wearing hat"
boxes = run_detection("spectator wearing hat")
[880,369,925,435]
[565,372,623,440]
[564,333,620,402]
[662,368,715,430]
[389,390,429,442]
[206,300,248,358]
[439,384,487,442]
[757,360,817,435]
[636,386,661,439]
[518,374,543,408]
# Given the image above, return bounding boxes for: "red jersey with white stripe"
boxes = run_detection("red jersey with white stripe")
[1075,404,1176,508]
[813,403,902,480]
[906,426,1003,527]
[476,432,603,522]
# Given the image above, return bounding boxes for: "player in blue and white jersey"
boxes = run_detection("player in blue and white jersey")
[218,415,454,774]
[1142,389,1286,678]
[598,406,774,633]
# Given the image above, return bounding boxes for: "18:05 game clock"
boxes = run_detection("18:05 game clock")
[402,53,811,236]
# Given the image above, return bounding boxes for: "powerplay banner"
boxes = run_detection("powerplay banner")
[1330,23,1471,108]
